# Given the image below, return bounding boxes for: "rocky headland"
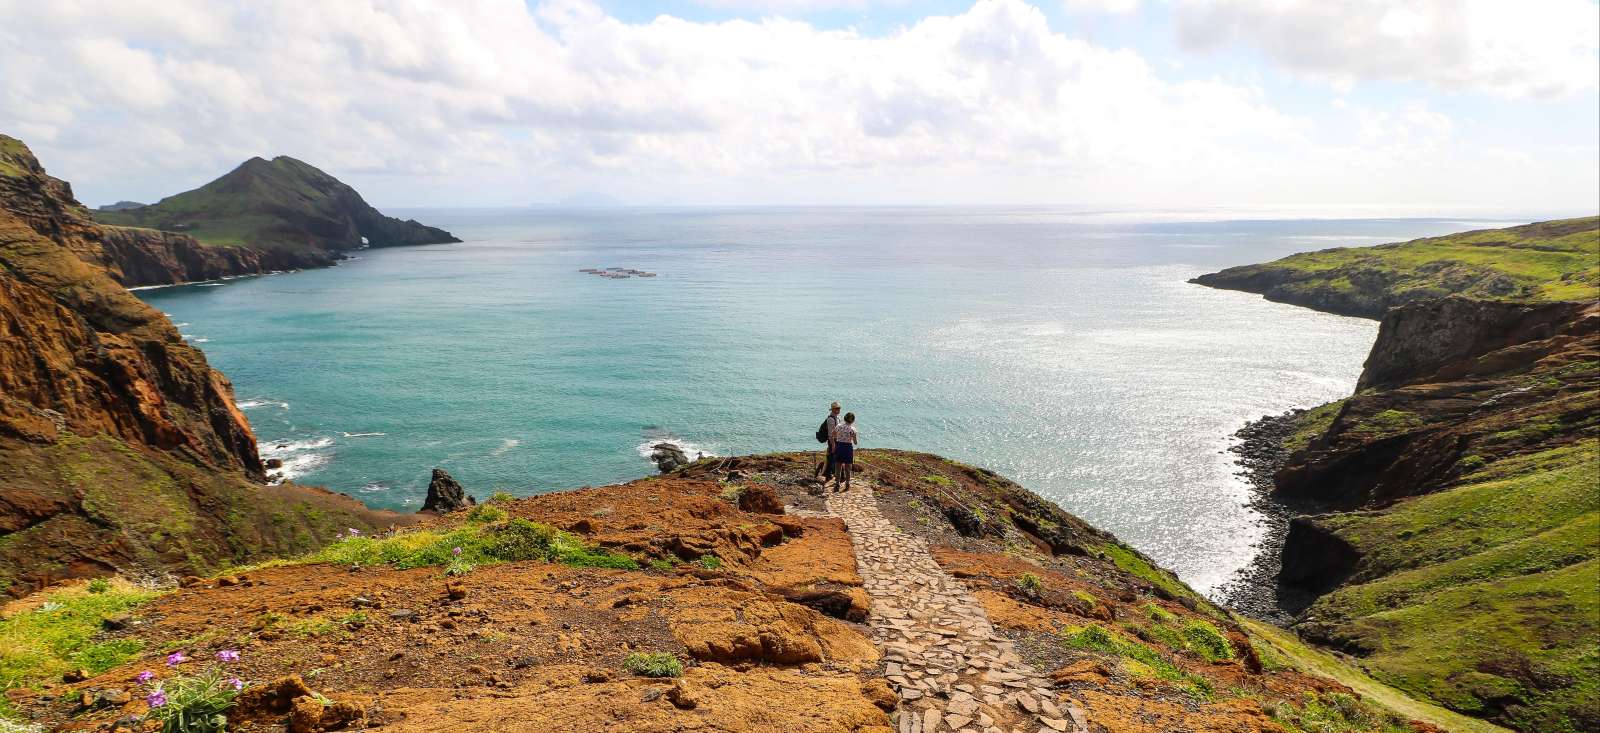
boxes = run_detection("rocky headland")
[1198,219,1599,731]
[89,153,458,287]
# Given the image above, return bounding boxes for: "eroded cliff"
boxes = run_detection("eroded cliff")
[0,135,400,596]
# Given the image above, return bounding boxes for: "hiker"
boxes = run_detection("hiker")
[832,412,858,492]
[815,402,842,483]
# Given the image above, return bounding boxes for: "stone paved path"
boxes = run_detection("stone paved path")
[819,483,1091,733]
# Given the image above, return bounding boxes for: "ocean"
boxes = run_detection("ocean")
[136,208,1511,594]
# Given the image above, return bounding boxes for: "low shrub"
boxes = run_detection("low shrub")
[623,652,683,678]
[1016,573,1043,598]
[697,555,723,570]
[465,504,507,524]
[141,667,244,733]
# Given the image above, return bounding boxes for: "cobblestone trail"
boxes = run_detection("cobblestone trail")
[822,483,1091,733]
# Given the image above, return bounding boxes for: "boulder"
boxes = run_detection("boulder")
[736,483,784,514]
[420,468,475,513]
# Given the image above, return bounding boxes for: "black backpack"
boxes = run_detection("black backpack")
[815,418,830,443]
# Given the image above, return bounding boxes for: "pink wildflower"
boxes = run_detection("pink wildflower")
[217,649,241,662]
[165,651,187,666]
[146,689,167,708]
[136,670,155,684]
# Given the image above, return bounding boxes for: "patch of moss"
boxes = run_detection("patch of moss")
[1284,400,1344,454]
[0,580,161,692]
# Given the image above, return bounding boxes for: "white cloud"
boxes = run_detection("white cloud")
[1064,0,1139,14]
[1175,0,1600,99]
[0,0,1592,213]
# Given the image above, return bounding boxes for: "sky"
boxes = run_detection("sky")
[1,0,1596,215]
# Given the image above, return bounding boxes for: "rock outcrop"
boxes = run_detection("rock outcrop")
[420,468,475,513]
[93,154,459,286]
[0,134,402,596]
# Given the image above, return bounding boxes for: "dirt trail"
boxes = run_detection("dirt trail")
[822,482,1089,733]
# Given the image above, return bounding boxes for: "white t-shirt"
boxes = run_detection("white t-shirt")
[832,422,858,445]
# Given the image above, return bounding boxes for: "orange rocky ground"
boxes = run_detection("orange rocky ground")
[10,451,1442,732]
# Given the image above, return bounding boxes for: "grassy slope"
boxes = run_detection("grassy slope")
[95,160,320,250]
[1305,443,1599,731]
[1243,217,1600,730]
[1194,217,1599,316]
[1242,620,1510,733]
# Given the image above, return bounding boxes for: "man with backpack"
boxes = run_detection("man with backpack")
[815,401,841,485]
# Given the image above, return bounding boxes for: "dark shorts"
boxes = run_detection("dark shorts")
[836,442,855,464]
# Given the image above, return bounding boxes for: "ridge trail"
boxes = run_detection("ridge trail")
[819,481,1091,733]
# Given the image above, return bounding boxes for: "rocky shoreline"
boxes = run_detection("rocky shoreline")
[1215,409,1326,625]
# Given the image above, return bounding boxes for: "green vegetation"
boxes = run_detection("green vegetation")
[0,580,162,693]
[142,667,242,733]
[1307,443,1597,729]
[1349,409,1424,438]
[1241,620,1508,733]
[1195,217,1600,315]
[1264,692,1419,733]
[292,517,637,573]
[93,155,456,253]
[622,652,683,678]
[696,555,723,570]
[921,475,954,488]
[1059,625,1214,701]
[718,484,746,503]
[465,504,507,524]
[1015,572,1042,598]
[85,579,111,595]
[1284,400,1344,454]
[487,491,517,504]
[1096,543,1222,619]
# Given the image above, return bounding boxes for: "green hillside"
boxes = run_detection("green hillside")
[95,156,457,254]
[1192,217,1599,317]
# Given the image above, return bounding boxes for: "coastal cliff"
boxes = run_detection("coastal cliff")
[93,155,459,286]
[0,135,401,596]
[1198,219,1599,731]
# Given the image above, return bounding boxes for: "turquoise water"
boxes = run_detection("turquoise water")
[138,208,1502,594]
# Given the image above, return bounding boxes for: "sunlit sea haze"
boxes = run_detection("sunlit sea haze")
[138,208,1512,595]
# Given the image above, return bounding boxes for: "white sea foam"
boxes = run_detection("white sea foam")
[236,399,290,410]
[190,338,210,343]
[635,435,716,462]
[341,431,386,438]
[173,322,190,328]
[490,438,521,457]
[359,482,389,493]
[260,436,335,484]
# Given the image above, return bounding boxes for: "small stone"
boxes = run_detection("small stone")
[1040,718,1069,732]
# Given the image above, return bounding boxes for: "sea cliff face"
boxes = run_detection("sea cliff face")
[0,135,400,596]
[97,225,341,287]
